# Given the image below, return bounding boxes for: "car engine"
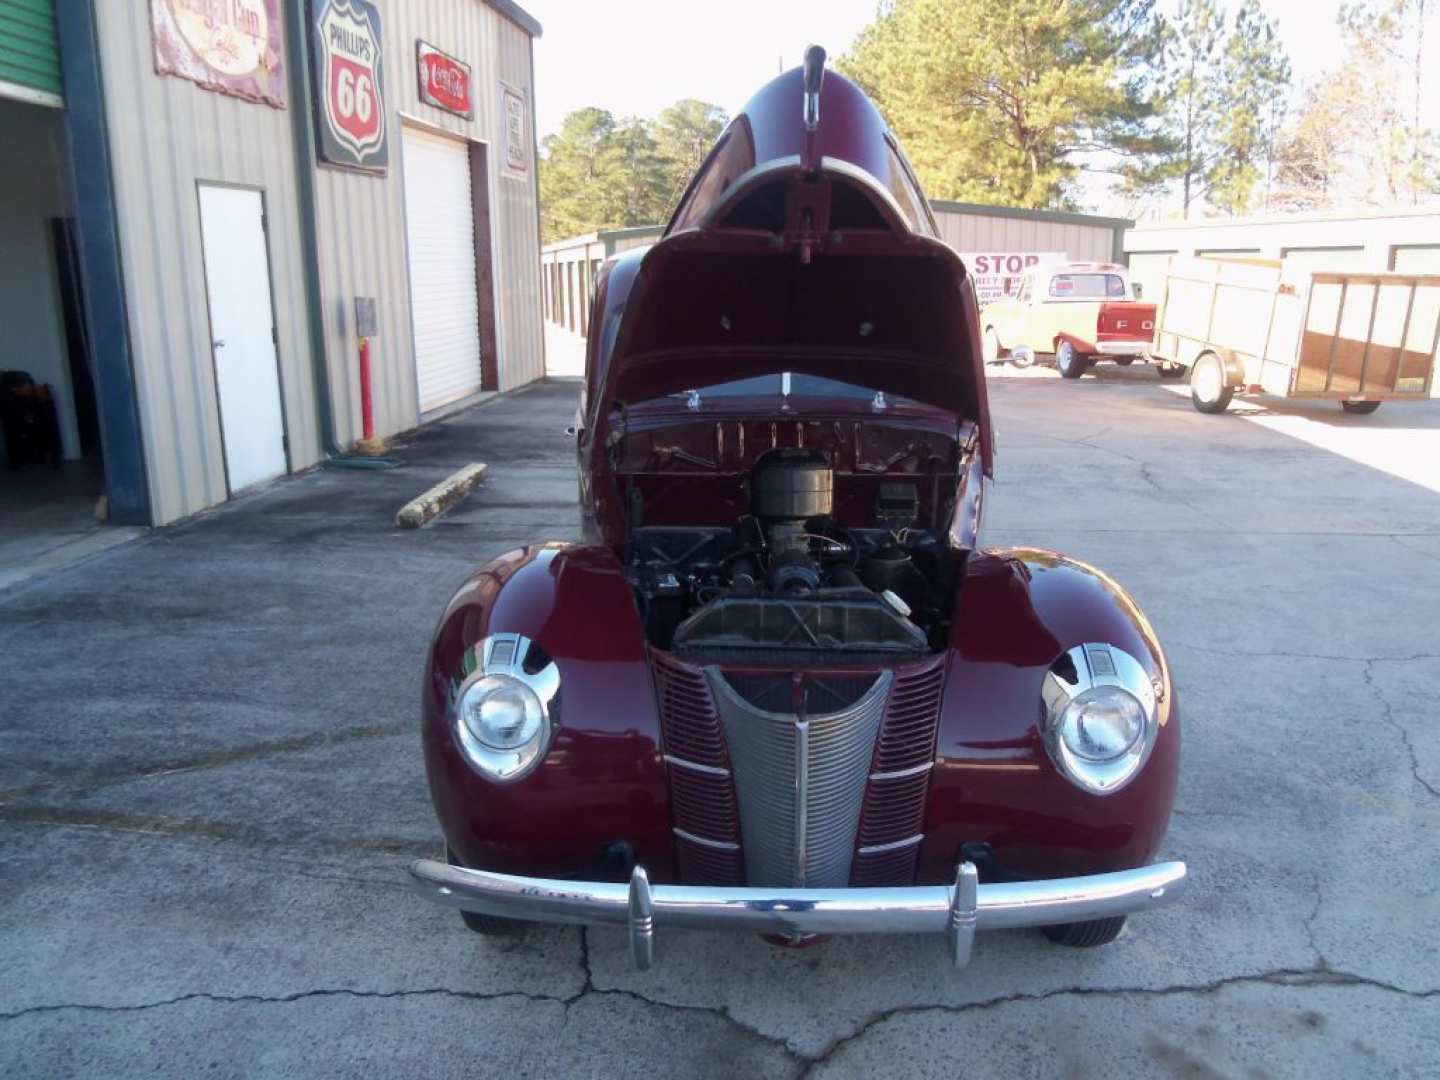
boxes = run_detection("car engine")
[628,449,954,659]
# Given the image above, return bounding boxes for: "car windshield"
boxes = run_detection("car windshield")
[1049,273,1128,299]
[665,373,920,407]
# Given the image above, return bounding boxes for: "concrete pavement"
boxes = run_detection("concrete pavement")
[2,372,1438,1078]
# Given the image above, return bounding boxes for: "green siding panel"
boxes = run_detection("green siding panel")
[0,0,63,97]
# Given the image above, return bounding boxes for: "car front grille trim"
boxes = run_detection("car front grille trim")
[708,668,892,888]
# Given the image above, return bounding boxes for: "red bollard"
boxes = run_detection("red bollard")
[359,336,375,443]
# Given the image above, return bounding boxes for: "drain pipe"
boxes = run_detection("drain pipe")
[283,0,396,470]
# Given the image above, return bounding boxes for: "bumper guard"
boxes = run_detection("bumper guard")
[409,858,1187,970]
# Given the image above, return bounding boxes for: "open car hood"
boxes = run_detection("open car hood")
[591,63,993,472]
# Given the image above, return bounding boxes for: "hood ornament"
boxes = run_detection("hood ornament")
[802,44,826,130]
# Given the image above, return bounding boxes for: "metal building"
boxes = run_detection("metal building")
[0,0,544,531]
[1125,208,1440,298]
[539,202,1132,361]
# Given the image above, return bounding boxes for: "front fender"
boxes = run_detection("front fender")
[918,548,1180,882]
[422,543,674,879]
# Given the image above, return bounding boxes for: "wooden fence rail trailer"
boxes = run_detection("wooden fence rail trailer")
[1148,255,1440,415]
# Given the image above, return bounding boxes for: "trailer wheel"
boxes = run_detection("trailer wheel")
[1009,345,1036,369]
[1341,401,1381,415]
[1056,341,1088,379]
[1155,362,1185,380]
[983,326,1003,364]
[1190,353,1233,413]
[1114,356,1135,366]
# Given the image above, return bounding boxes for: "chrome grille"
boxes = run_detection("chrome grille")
[653,653,744,884]
[708,668,891,887]
[850,655,946,885]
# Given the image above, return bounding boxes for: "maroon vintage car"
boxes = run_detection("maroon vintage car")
[410,50,1184,969]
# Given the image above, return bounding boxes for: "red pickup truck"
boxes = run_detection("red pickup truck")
[979,262,1165,379]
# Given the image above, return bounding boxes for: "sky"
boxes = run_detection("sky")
[525,0,1433,139]
[521,0,1438,214]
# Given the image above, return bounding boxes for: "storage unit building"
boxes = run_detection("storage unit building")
[540,204,1133,345]
[0,0,545,530]
[1126,209,1440,398]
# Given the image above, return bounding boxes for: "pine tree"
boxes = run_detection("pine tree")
[1207,0,1291,215]
[838,0,1167,207]
[652,100,729,215]
[1160,0,1225,216]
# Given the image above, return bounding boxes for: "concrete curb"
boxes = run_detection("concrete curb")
[395,463,489,529]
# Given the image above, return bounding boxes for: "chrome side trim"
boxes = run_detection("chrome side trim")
[857,834,924,855]
[410,858,1189,970]
[869,761,933,782]
[672,828,740,852]
[663,754,730,778]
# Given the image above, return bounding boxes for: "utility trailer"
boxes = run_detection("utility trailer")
[1149,256,1440,414]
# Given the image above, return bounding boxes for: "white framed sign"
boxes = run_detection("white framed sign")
[959,251,1067,305]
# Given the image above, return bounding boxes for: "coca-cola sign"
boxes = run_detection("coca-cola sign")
[310,0,388,172]
[416,41,471,119]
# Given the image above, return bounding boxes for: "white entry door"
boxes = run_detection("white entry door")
[198,185,287,492]
[402,126,483,412]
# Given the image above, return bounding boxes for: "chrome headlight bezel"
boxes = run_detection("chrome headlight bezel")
[1041,643,1160,796]
[453,634,559,784]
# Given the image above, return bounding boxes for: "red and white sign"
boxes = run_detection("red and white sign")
[959,251,1067,305]
[312,0,387,171]
[417,41,471,119]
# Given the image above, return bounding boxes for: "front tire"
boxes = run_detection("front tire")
[446,845,526,936]
[1190,353,1233,413]
[1042,916,1127,948]
[1341,400,1381,415]
[1010,345,1036,369]
[1056,340,1088,379]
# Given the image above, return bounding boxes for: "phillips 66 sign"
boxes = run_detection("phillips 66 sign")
[310,0,387,172]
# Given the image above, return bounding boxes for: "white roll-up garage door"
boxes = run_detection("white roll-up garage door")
[402,126,482,413]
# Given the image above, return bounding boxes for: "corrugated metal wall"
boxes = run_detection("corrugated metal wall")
[94,2,319,526]
[312,0,543,446]
[94,1,542,523]
[931,204,1122,263]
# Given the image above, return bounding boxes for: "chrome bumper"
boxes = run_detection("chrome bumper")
[1095,341,1152,355]
[408,858,1187,970]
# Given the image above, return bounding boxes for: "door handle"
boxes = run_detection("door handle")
[213,339,227,349]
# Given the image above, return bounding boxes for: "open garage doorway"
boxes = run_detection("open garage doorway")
[0,96,132,587]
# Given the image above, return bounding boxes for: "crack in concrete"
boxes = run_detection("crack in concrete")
[1389,534,1440,566]
[1035,430,1230,530]
[1169,642,1440,665]
[6,962,1434,1079]
[1363,659,1440,801]
[794,967,1440,1076]
[1303,870,1328,969]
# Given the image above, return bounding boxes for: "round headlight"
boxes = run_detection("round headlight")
[1057,686,1144,762]
[461,675,543,749]
[454,673,550,782]
[1041,644,1160,796]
